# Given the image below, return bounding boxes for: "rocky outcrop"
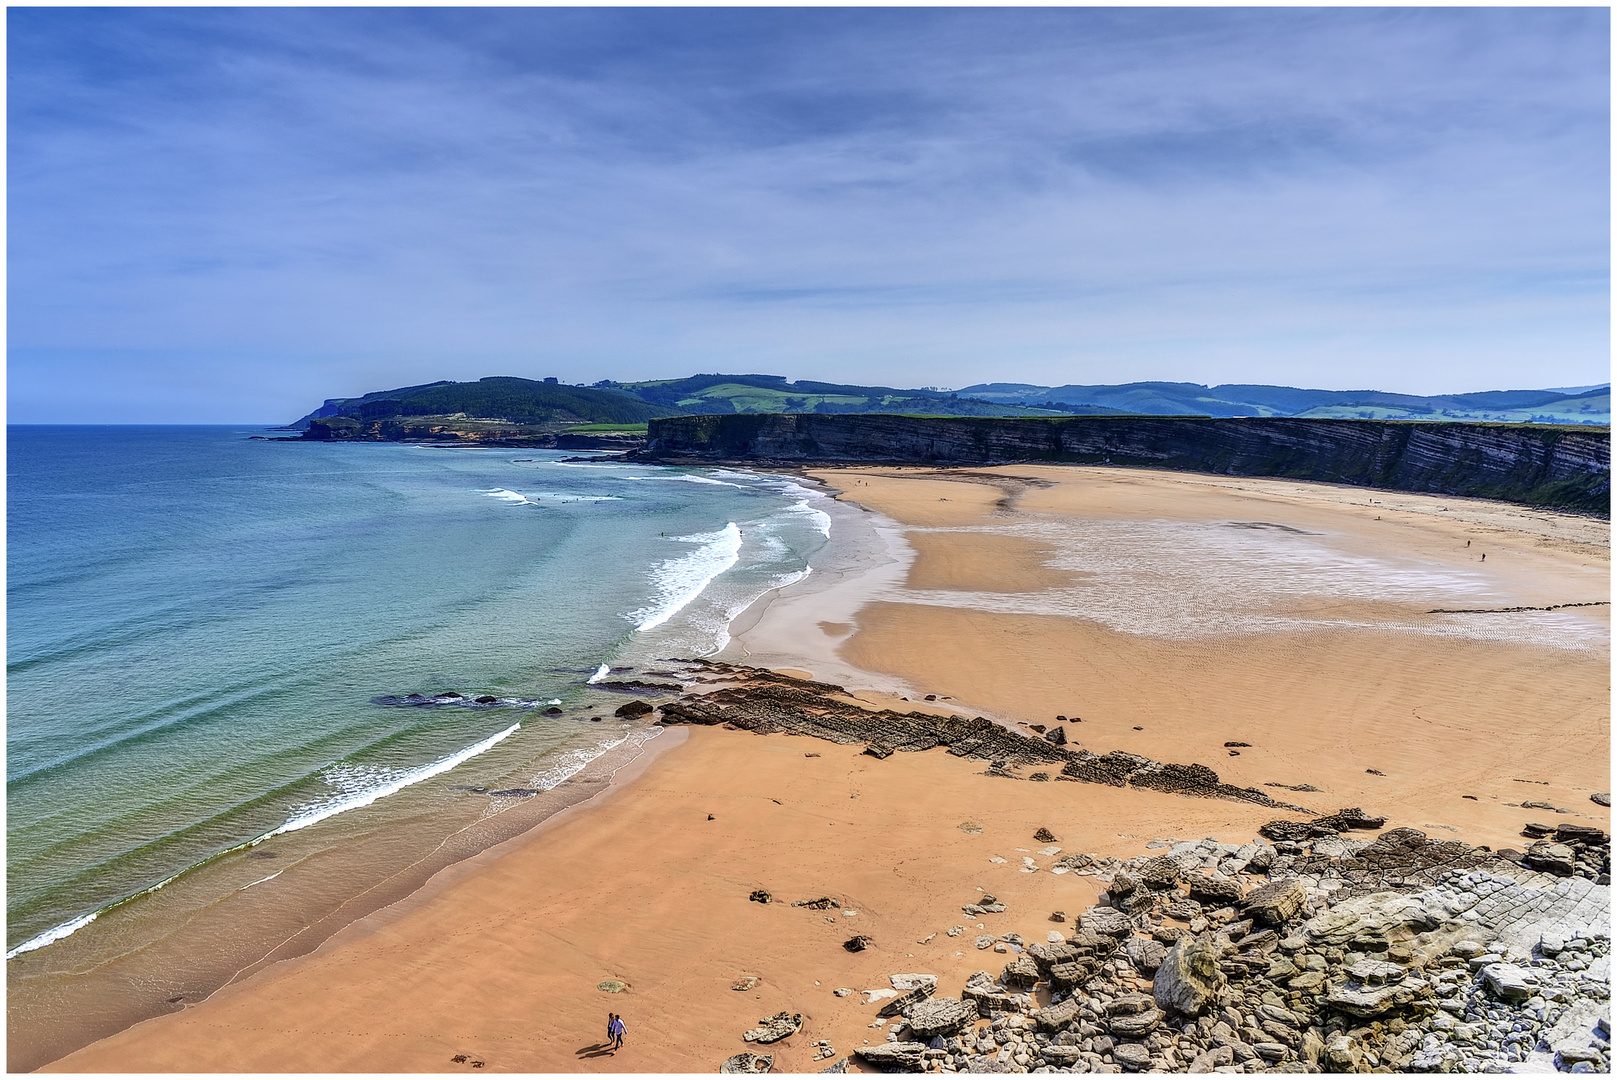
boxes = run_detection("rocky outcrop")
[854,826,1610,1074]
[636,414,1611,515]
[653,664,1312,812]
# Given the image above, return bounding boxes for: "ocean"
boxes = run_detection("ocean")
[6,425,834,1065]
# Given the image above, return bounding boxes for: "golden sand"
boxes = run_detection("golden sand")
[41,465,1609,1072]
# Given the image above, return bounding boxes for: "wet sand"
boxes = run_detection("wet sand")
[40,464,1610,1071]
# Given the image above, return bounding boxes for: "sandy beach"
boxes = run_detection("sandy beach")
[40,464,1610,1072]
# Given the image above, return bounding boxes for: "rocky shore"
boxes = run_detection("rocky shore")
[839,823,1609,1075]
[653,662,1314,814]
[637,662,1611,1074]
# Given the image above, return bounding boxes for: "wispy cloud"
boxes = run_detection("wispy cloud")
[8,8,1608,421]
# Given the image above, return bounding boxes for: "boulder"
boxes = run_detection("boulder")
[1324,1034,1365,1072]
[749,889,771,903]
[854,1043,928,1070]
[1044,726,1067,746]
[1034,827,1058,843]
[1136,855,1183,890]
[1031,996,1082,1031]
[901,997,978,1039]
[1480,962,1535,1003]
[1523,841,1577,877]
[742,1012,803,1043]
[1241,877,1307,926]
[614,699,655,718]
[877,983,935,1018]
[1001,954,1041,988]
[1153,934,1225,1017]
[1324,960,1430,1017]
[1125,935,1167,974]
[1080,906,1134,937]
[843,935,873,952]
[1187,875,1244,906]
[1112,1042,1152,1071]
[721,1052,775,1074]
[1108,1007,1164,1038]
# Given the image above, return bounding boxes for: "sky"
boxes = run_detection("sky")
[8,7,1611,424]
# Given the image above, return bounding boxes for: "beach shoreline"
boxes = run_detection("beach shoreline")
[33,463,1610,1073]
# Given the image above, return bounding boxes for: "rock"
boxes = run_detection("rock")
[1253,1042,1288,1063]
[854,1043,928,1070]
[901,997,978,1038]
[474,695,498,704]
[863,742,895,759]
[1049,910,1067,922]
[1187,875,1244,906]
[878,984,936,1018]
[889,974,938,992]
[1153,934,1226,1017]
[975,936,994,949]
[793,897,840,910]
[1241,877,1307,926]
[1188,1045,1234,1072]
[1080,906,1134,937]
[1108,1007,1164,1038]
[749,889,771,903]
[1001,955,1041,987]
[1032,997,1082,1031]
[1112,1042,1152,1071]
[1523,840,1578,877]
[844,935,874,952]
[1554,823,1609,845]
[614,699,655,718]
[1324,959,1431,1017]
[1109,870,1138,896]
[833,987,853,997]
[1034,827,1058,843]
[1125,936,1167,974]
[1136,855,1183,890]
[1044,726,1067,746]
[721,1052,775,1073]
[1593,792,1611,807]
[1324,1033,1364,1072]
[742,1012,803,1043]
[1480,962,1535,1003]
[732,977,760,991]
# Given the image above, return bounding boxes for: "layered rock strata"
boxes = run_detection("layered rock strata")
[636,414,1610,515]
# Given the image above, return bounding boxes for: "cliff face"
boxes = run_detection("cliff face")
[640,414,1611,515]
[301,416,645,450]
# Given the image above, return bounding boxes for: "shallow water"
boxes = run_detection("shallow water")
[6,426,835,1067]
[898,517,1608,648]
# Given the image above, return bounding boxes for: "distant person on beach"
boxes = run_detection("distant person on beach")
[608,1014,626,1052]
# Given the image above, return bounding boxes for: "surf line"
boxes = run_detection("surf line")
[5,722,522,961]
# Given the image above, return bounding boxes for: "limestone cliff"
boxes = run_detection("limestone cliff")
[637,415,1610,516]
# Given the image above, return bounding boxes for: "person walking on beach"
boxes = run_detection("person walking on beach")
[608,1013,626,1053]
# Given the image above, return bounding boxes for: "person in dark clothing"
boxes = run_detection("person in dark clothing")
[608,1014,626,1052]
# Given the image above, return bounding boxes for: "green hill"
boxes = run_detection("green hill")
[294,377,677,427]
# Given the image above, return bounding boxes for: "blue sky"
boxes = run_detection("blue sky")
[9,7,1610,423]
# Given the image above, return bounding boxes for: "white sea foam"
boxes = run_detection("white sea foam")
[240,870,283,891]
[267,723,521,838]
[484,488,532,504]
[587,663,611,684]
[631,523,743,632]
[5,909,100,960]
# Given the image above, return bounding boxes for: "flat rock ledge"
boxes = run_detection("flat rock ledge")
[654,663,1312,812]
[849,829,1610,1074]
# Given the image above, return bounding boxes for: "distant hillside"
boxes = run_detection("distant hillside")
[955,381,1610,425]
[292,374,1611,428]
[293,376,677,428]
[596,374,1072,418]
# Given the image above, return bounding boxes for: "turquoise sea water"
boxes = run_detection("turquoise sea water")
[7,426,831,961]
